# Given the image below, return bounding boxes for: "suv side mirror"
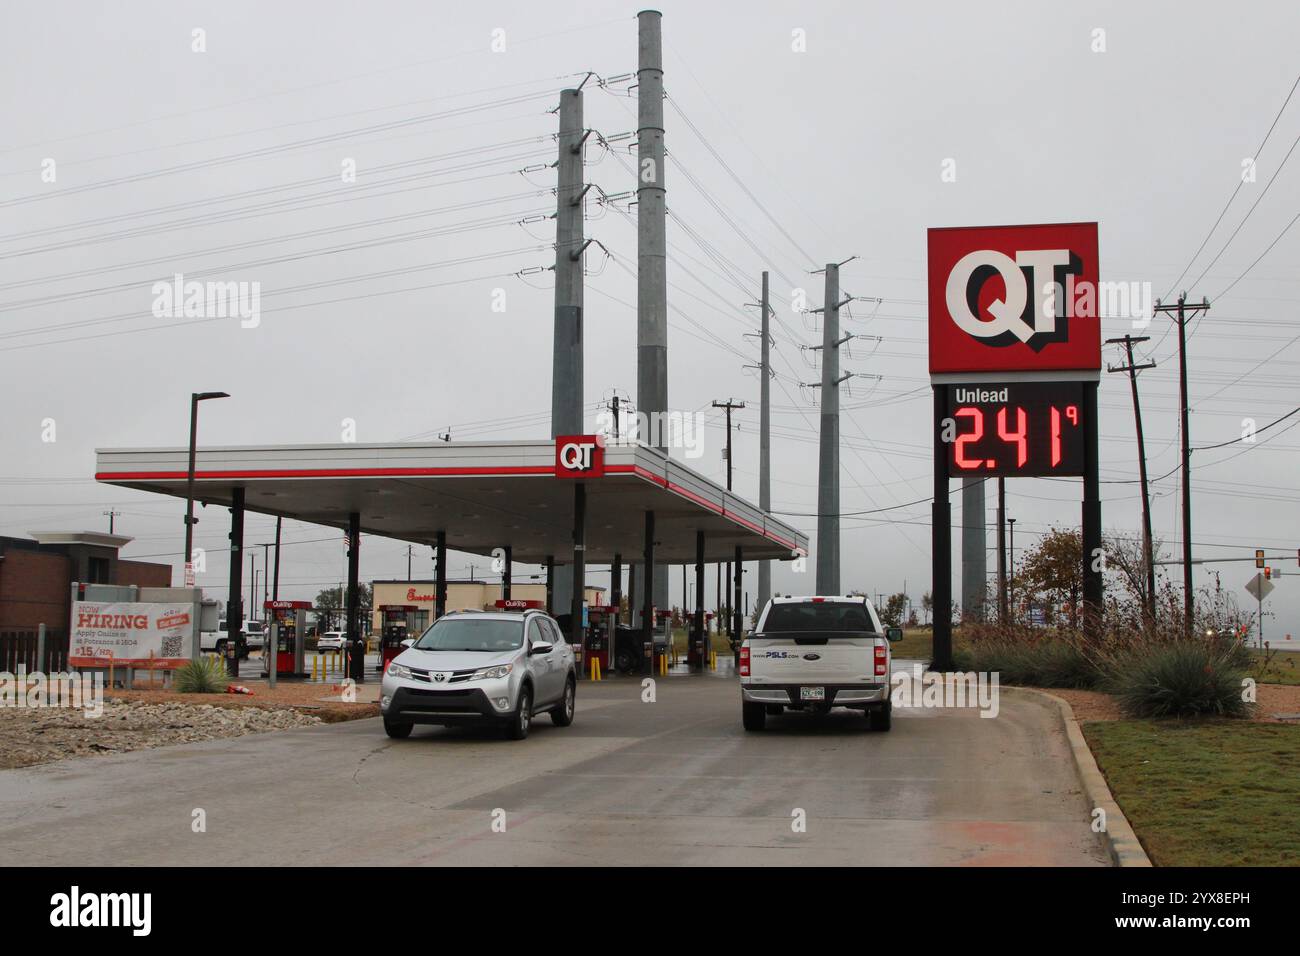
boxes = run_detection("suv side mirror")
[885,626,903,642]
[400,638,414,649]
[530,641,554,656]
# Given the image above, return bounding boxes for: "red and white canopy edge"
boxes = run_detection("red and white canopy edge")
[95,438,808,565]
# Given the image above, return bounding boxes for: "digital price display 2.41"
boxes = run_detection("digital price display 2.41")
[946,381,1086,477]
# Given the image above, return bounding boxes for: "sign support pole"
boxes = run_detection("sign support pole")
[931,385,954,670]
[1081,381,1103,636]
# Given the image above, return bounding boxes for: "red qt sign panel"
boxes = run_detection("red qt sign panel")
[554,434,605,478]
[928,222,1101,375]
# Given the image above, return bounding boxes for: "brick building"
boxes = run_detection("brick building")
[0,532,171,667]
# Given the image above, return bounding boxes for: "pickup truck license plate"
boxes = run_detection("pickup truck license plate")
[800,686,825,701]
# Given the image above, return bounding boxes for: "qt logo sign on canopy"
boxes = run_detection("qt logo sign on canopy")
[554,434,605,478]
[928,222,1100,376]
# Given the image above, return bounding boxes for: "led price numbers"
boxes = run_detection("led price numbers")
[946,382,1086,477]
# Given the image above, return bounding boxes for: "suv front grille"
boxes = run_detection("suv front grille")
[407,666,480,684]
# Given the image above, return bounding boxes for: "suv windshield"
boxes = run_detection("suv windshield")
[761,601,873,633]
[413,617,524,652]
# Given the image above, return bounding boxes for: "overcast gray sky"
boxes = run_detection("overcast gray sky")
[2,1,1297,637]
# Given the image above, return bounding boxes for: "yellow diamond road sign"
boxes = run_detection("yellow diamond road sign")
[1245,573,1275,602]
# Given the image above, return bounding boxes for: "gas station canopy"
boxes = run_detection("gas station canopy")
[94,439,807,564]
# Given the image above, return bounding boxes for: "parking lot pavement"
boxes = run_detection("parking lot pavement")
[0,664,1107,866]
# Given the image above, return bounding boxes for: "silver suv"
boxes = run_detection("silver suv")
[380,609,577,740]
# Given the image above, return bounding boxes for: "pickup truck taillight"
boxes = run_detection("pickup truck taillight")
[739,645,750,677]
[874,643,887,677]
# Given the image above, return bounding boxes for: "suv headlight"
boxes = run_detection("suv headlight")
[387,663,411,679]
[472,663,513,681]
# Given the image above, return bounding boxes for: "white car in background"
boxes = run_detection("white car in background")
[241,620,265,650]
[202,621,249,659]
[740,595,902,732]
[317,631,347,652]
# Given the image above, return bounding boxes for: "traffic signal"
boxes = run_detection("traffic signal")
[1264,567,1272,580]
[1256,549,1265,568]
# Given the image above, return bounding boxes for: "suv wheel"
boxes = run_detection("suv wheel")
[868,702,892,732]
[551,677,575,727]
[742,700,766,732]
[506,685,532,740]
[383,718,413,739]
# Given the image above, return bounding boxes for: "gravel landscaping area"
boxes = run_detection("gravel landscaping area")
[105,681,381,720]
[0,700,325,770]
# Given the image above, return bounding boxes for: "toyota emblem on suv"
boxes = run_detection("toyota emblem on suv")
[433,672,446,683]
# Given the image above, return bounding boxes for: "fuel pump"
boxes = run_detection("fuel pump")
[378,605,419,672]
[654,608,674,670]
[689,611,716,668]
[263,600,310,678]
[585,604,617,675]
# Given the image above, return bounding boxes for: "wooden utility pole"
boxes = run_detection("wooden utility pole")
[1153,294,1210,634]
[996,478,1007,625]
[1107,334,1158,626]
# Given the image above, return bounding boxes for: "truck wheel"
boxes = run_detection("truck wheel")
[742,700,766,731]
[383,719,413,739]
[551,677,575,727]
[506,685,532,740]
[868,702,892,732]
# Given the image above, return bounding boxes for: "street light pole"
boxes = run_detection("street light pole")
[183,391,229,583]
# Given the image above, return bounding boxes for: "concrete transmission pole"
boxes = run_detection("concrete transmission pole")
[552,86,587,632]
[813,262,852,594]
[757,272,772,610]
[637,9,669,618]
[552,87,585,434]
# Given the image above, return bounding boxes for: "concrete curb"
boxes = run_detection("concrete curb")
[1007,686,1152,868]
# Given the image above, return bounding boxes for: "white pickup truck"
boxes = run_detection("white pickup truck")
[740,595,902,732]
[199,620,262,659]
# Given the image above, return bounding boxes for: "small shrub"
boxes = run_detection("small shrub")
[953,637,1101,688]
[174,657,229,694]
[1106,640,1253,718]
[1030,639,1104,688]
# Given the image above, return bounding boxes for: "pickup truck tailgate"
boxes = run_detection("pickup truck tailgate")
[747,633,882,684]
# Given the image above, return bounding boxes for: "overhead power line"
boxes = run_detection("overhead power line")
[0,89,559,208]
[1164,71,1300,298]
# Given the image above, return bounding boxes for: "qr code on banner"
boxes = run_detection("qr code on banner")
[161,635,183,658]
